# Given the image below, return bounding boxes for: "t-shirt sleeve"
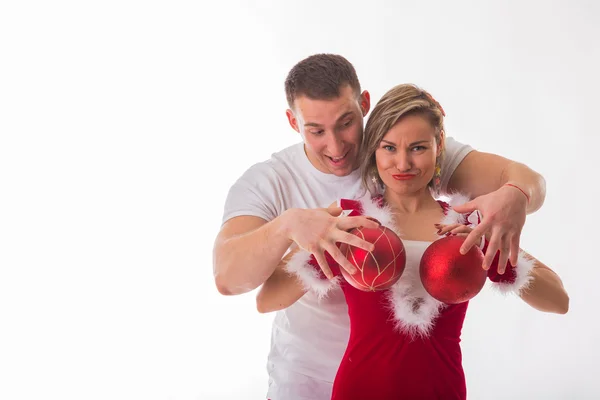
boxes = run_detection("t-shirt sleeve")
[440,136,474,193]
[221,163,282,225]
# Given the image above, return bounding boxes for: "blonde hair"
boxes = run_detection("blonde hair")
[360,84,446,194]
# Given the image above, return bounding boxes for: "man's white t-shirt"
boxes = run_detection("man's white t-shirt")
[221,137,473,400]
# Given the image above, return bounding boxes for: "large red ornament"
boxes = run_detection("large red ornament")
[340,226,406,292]
[420,236,487,304]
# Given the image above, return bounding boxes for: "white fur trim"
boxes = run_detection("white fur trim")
[437,193,487,248]
[386,265,446,339]
[439,192,472,226]
[357,196,401,237]
[489,251,535,295]
[284,250,341,300]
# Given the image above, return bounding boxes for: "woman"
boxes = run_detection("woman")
[256,84,569,399]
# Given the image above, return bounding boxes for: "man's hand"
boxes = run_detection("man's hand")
[452,185,527,273]
[283,207,379,279]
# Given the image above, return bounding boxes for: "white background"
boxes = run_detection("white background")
[1,1,599,399]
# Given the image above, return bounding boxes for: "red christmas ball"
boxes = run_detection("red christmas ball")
[419,235,487,304]
[340,226,406,292]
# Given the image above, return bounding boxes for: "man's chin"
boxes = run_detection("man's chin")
[323,156,357,176]
[328,165,355,177]
[331,170,352,177]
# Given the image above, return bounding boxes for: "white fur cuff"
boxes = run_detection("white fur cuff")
[489,251,535,295]
[284,250,341,300]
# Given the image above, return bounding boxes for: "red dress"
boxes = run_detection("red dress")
[333,197,467,400]
[332,263,468,399]
[284,193,533,400]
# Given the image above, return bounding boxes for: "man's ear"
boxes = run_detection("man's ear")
[360,90,371,116]
[286,109,300,133]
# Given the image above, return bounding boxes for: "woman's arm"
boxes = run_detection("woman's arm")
[256,248,308,313]
[516,252,569,314]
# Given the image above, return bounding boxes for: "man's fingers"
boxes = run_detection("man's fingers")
[338,216,380,231]
[326,206,343,217]
[324,243,357,275]
[509,233,520,267]
[312,251,334,280]
[337,231,375,252]
[496,235,510,275]
[460,223,488,255]
[482,233,501,270]
[452,200,477,214]
[366,217,381,225]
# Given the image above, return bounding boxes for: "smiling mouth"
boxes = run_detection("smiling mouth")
[326,152,349,164]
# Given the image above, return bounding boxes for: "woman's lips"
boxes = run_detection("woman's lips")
[392,174,416,180]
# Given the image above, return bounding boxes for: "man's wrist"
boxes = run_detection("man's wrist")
[503,182,530,204]
[279,208,300,242]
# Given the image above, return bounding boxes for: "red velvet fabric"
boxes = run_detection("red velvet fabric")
[332,284,468,400]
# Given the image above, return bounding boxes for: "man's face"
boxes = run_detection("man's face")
[286,85,370,176]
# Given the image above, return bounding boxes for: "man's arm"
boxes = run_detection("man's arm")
[213,208,378,296]
[213,215,292,296]
[448,151,546,271]
[448,151,546,213]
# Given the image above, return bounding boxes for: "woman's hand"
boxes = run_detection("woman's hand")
[436,223,474,237]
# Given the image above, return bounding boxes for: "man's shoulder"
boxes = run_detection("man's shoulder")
[222,143,306,223]
[241,142,305,179]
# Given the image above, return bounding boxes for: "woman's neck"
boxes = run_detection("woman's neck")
[383,187,438,214]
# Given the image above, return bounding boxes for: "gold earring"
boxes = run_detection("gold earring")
[433,158,442,193]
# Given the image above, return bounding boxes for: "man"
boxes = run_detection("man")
[213,54,545,399]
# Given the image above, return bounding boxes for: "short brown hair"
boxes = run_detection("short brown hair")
[284,54,361,108]
[360,84,446,193]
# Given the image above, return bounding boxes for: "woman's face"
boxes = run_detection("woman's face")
[375,114,442,196]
